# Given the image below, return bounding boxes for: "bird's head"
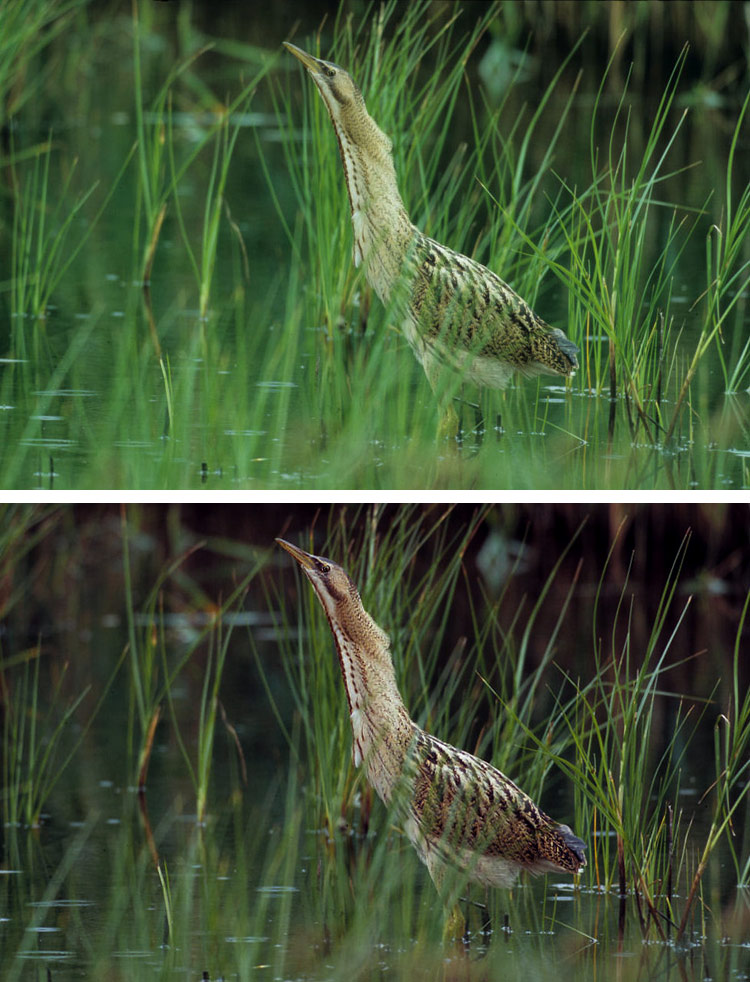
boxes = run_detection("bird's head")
[276,538,360,620]
[283,41,376,146]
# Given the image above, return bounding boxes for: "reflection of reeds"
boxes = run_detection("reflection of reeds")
[2,3,749,488]
[1,504,749,973]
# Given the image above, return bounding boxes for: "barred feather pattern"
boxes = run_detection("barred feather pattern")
[276,538,586,895]
[291,43,578,390]
[401,232,579,387]
[348,667,586,890]
[343,685,587,890]
[401,726,586,888]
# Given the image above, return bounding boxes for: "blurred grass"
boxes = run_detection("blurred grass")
[0,0,748,490]
[0,503,749,978]
[264,505,750,944]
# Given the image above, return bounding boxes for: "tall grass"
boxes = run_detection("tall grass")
[1,505,749,978]
[119,505,264,821]
[705,87,750,397]
[2,1,293,489]
[266,506,750,948]
[1,3,749,489]
[266,1,750,479]
[0,505,123,829]
[543,45,698,442]
[0,0,86,130]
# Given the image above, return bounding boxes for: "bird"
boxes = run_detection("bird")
[283,41,579,438]
[276,537,586,937]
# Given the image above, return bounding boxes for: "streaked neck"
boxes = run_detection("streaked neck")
[329,111,413,284]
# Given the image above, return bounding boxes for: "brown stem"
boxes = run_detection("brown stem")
[137,786,159,868]
[142,202,167,360]
[666,801,673,931]
[138,704,161,791]
[144,202,167,286]
[676,856,708,940]
[219,700,248,786]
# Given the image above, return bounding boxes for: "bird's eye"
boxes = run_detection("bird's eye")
[320,562,331,574]
[324,67,336,78]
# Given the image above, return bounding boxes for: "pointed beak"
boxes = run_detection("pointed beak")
[283,41,323,75]
[276,537,318,571]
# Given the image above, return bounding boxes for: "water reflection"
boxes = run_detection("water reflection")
[1,502,748,979]
[0,5,747,488]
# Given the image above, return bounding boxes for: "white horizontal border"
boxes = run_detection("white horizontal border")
[0,491,743,505]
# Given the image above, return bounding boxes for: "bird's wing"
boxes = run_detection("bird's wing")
[408,236,577,377]
[406,729,584,875]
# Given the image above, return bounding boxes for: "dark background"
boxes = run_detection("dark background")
[3,501,748,698]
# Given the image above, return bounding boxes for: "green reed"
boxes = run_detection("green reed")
[0,0,85,131]
[1,506,749,978]
[704,87,750,396]
[131,0,272,436]
[0,505,124,829]
[1,645,87,829]
[676,586,750,936]
[265,506,749,951]
[1,3,749,490]
[119,505,264,819]
[556,534,698,921]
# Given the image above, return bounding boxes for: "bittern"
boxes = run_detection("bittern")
[277,538,586,935]
[284,41,578,437]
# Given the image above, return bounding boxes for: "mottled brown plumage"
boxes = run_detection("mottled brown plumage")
[284,41,578,413]
[276,538,586,900]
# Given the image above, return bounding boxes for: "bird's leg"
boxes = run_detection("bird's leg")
[461,893,492,941]
[480,898,492,941]
[443,902,467,947]
[428,861,469,948]
[473,401,485,444]
[424,362,461,445]
[436,401,460,444]
[452,895,491,946]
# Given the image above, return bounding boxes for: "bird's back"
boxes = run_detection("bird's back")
[403,231,578,389]
[403,726,586,889]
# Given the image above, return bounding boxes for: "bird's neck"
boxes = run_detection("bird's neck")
[327,604,412,803]
[332,112,415,299]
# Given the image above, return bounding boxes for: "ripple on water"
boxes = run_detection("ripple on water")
[32,389,96,397]
[28,899,93,908]
[17,950,72,961]
[21,438,75,449]
[225,935,270,944]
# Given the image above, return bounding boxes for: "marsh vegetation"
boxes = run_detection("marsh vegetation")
[1,2,749,488]
[1,503,749,979]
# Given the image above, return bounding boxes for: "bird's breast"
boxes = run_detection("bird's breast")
[350,707,364,767]
[351,208,365,267]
